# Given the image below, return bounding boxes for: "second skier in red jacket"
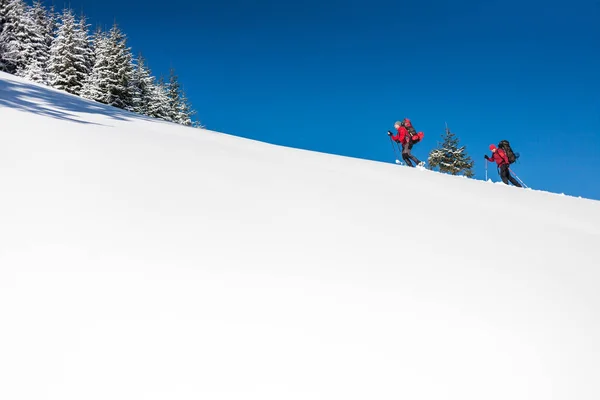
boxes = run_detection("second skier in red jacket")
[485,144,522,187]
[388,119,424,167]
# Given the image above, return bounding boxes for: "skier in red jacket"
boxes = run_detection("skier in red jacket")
[485,144,522,187]
[388,119,424,167]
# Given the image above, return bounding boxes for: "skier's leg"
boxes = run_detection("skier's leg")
[508,172,522,187]
[499,165,510,185]
[409,154,421,165]
[402,143,416,167]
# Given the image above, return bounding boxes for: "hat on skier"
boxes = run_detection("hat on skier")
[394,121,402,127]
[489,144,497,151]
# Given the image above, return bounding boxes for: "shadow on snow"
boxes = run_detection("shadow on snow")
[0,78,153,126]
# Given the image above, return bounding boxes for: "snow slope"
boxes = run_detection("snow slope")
[1,71,600,400]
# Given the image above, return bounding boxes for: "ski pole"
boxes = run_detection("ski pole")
[389,135,401,164]
[509,168,528,188]
[485,160,488,181]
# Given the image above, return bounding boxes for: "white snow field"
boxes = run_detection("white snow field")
[1,71,600,400]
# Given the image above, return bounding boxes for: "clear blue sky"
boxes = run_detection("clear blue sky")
[47,0,600,200]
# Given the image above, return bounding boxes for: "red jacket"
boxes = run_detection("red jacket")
[487,149,509,166]
[391,126,409,144]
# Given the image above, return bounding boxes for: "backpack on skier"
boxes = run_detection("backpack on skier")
[402,119,425,144]
[498,140,519,164]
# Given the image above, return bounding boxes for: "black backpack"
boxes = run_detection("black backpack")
[402,121,420,143]
[498,140,519,164]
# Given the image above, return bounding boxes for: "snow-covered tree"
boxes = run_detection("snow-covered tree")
[103,23,133,109]
[49,9,87,94]
[44,4,56,47]
[177,91,195,126]
[147,76,171,121]
[166,68,196,126]
[0,0,11,69]
[166,67,181,121]
[83,23,134,110]
[21,1,51,83]
[427,126,474,178]
[81,27,109,102]
[130,53,155,115]
[74,14,92,79]
[0,0,29,74]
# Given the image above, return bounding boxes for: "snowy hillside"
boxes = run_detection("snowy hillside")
[1,71,600,400]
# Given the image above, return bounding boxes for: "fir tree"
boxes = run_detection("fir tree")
[427,125,475,178]
[83,23,134,110]
[166,68,196,125]
[0,0,9,69]
[147,76,172,121]
[22,1,51,83]
[103,22,133,110]
[177,91,195,126]
[49,9,86,94]
[130,53,155,115]
[44,4,56,48]
[0,0,29,74]
[167,67,181,121]
[42,4,57,79]
[74,14,92,80]
[81,27,109,102]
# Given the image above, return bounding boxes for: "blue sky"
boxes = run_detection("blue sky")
[45,0,599,200]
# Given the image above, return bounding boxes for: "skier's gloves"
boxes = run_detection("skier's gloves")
[484,155,489,160]
[387,130,393,136]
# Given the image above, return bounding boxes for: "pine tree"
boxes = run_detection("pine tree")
[177,91,195,126]
[83,23,134,110]
[103,22,133,110]
[74,14,92,81]
[42,4,57,80]
[166,67,181,121]
[44,4,56,47]
[166,68,196,125]
[0,0,9,69]
[427,125,475,178]
[130,53,155,115]
[147,76,172,121]
[49,9,86,94]
[81,27,109,102]
[21,1,51,83]
[0,0,30,74]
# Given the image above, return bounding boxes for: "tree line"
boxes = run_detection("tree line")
[0,0,199,126]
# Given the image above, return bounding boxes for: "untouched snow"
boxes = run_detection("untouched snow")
[1,71,600,400]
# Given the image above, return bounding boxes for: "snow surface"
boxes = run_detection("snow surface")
[1,71,600,400]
